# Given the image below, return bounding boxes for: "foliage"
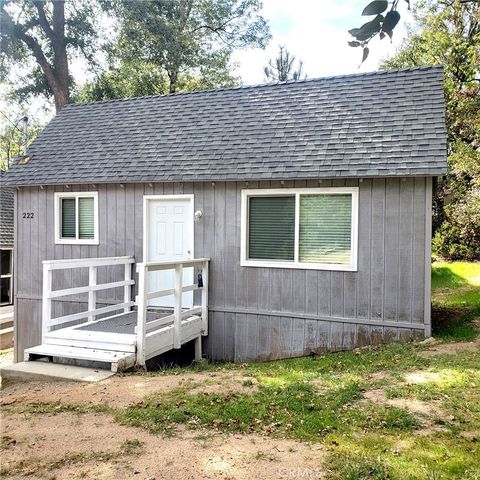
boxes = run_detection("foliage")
[74,58,240,103]
[433,193,480,260]
[90,0,270,99]
[0,0,101,111]
[348,0,410,64]
[382,0,480,261]
[264,45,306,82]
[0,112,42,169]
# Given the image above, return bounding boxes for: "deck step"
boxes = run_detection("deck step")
[43,333,136,353]
[25,344,136,372]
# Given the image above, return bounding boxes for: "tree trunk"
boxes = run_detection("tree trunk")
[2,1,70,112]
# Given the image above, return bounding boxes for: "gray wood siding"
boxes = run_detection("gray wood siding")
[14,178,431,362]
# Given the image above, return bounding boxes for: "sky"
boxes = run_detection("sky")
[233,0,412,84]
[1,0,412,128]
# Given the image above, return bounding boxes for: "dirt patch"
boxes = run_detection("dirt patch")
[432,306,470,324]
[189,373,259,395]
[362,389,442,418]
[0,410,324,480]
[0,370,254,409]
[418,337,480,358]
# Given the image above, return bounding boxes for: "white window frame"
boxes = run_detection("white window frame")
[54,192,99,245]
[240,187,359,272]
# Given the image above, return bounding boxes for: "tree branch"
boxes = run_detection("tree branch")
[32,0,55,43]
[2,7,58,92]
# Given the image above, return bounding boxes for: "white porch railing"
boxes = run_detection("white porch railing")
[42,256,135,342]
[135,258,210,366]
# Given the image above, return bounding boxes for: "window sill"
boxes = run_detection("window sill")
[55,239,99,246]
[240,259,357,272]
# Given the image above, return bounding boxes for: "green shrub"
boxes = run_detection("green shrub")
[433,191,480,261]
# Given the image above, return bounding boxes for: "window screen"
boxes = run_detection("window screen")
[61,198,76,238]
[78,197,95,239]
[248,196,295,261]
[299,194,352,264]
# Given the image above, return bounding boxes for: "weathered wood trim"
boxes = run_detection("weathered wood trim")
[424,177,433,337]
[209,306,425,331]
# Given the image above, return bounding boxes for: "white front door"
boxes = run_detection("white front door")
[146,196,194,308]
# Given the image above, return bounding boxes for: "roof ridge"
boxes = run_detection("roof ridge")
[66,65,443,108]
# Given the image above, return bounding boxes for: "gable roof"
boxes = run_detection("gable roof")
[0,171,15,248]
[3,66,447,186]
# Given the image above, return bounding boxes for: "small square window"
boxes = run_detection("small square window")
[55,192,98,244]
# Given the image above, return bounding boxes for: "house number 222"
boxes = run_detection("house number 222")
[23,212,34,218]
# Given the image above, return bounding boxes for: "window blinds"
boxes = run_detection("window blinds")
[60,196,95,240]
[299,194,352,264]
[78,197,95,239]
[248,196,295,260]
[61,198,76,238]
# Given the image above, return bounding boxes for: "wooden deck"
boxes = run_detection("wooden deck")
[24,256,209,372]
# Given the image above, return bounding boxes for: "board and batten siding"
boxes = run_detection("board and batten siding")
[14,177,432,362]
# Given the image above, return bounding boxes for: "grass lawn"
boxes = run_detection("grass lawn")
[431,260,480,340]
[4,261,479,480]
[112,261,480,479]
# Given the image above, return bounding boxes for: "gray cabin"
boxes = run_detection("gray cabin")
[3,66,447,370]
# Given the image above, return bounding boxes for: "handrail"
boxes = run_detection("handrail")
[135,258,210,367]
[142,258,210,272]
[42,256,134,341]
[43,256,134,270]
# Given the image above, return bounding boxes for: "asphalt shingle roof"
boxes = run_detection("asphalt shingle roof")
[0,172,14,248]
[3,66,447,186]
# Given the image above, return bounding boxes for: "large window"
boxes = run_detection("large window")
[241,188,358,271]
[54,192,98,244]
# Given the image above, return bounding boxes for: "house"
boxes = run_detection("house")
[2,66,447,371]
[0,172,14,306]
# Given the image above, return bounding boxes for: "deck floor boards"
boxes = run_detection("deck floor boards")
[76,311,171,335]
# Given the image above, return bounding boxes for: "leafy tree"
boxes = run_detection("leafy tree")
[0,112,42,169]
[348,0,478,63]
[105,0,270,95]
[75,56,240,102]
[0,0,100,112]
[264,45,306,83]
[382,0,480,260]
[348,0,410,63]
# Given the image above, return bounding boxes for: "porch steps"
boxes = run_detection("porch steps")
[24,344,136,373]
[1,361,115,385]
[43,332,136,353]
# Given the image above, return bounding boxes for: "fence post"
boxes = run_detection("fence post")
[201,260,209,335]
[42,262,52,344]
[173,263,182,348]
[136,263,147,367]
[88,266,97,323]
[124,262,131,313]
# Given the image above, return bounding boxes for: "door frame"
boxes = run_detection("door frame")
[142,194,195,264]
